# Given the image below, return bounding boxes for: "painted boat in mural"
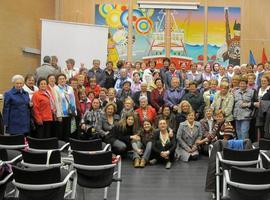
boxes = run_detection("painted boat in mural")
[142,10,193,69]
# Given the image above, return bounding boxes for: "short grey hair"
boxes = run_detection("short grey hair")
[43,56,51,63]
[139,95,148,102]
[11,75,24,83]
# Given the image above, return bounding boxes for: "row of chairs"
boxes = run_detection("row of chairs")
[0,135,122,200]
[215,139,270,200]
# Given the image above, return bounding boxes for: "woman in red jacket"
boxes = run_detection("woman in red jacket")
[135,96,157,126]
[32,78,53,138]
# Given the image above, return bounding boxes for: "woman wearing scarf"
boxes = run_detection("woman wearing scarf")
[56,73,77,141]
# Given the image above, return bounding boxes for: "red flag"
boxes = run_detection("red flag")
[262,48,268,64]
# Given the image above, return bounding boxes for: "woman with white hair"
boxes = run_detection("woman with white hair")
[2,75,31,135]
[135,95,156,126]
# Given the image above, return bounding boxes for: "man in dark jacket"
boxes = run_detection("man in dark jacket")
[182,81,205,120]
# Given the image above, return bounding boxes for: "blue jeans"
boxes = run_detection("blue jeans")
[235,120,250,140]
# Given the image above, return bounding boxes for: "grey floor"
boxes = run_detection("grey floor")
[76,156,211,200]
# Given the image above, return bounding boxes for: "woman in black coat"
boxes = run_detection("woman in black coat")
[107,113,139,155]
[151,119,176,169]
[174,100,193,133]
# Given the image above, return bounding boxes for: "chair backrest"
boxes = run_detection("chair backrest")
[70,138,102,151]
[27,137,58,150]
[259,139,270,150]
[12,165,65,200]
[21,150,61,166]
[223,147,260,161]
[0,134,25,146]
[72,151,114,188]
[229,167,270,200]
[221,147,260,169]
[231,166,270,184]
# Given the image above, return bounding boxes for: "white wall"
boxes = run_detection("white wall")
[41,19,108,69]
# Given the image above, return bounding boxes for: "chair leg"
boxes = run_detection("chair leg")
[116,158,122,200]
[104,187,108,200]
[216,156,220,200]
[71,172,77,199]
[222,175,227,198]
[15,188,19,198]
[83,187,86,200]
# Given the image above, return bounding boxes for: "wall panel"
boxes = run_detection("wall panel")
[0,0,55,94]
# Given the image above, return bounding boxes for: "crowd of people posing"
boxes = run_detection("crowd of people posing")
[2,55,270,169]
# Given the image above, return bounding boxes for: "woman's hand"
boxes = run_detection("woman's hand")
[160,151,169,158]
[37,121,43,126]
[169,129,174,138]
[173,105,178,112]
[131,135,140,141]
[137,149,143,155]
[81,124,86,130]
[191,145,197,152]
[254,102,260,108]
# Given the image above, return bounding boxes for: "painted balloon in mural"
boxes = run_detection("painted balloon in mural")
[135,17,153,35]
[106,9,122,28]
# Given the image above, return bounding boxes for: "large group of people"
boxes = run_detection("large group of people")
[2,55,270,170]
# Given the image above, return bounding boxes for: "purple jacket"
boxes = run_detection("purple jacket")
[164,87,185,108]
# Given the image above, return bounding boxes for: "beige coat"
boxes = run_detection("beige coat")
[211,91,234,122]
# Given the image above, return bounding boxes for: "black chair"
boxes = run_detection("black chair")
[72,151,121,200]
[259,138,270,150]
[224,166,270,200]
[0,134,26,164]
[69,138,110,152]
[12,165,76,200]
[63,139,111,164]
[20,150,62,168]
[0,162,13,200]
[216,147,261,200]
[27,137,69,153]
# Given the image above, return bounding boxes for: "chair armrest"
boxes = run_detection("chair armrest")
[73,163,116,170]
[260,151,270,162]
[103,144,111,152]
[0,172,13,185]
[5,154,22,164]
[60,143,70,151]
[0,144,27,150]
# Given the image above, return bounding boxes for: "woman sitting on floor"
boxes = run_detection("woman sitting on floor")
[151,119,176,169]
[175,111,202,162]
[132,120,155,168]
[107,113,139,155]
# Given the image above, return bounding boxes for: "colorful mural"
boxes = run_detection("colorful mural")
[95,4,241,67]
[173,7,240,66]
[95,4,163,65]
[207,7,241,66]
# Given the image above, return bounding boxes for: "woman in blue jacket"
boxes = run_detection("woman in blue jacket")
[3,75,30,135]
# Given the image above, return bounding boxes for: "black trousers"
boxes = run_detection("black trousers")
[36,121,52,139]
[58,117,71,142]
